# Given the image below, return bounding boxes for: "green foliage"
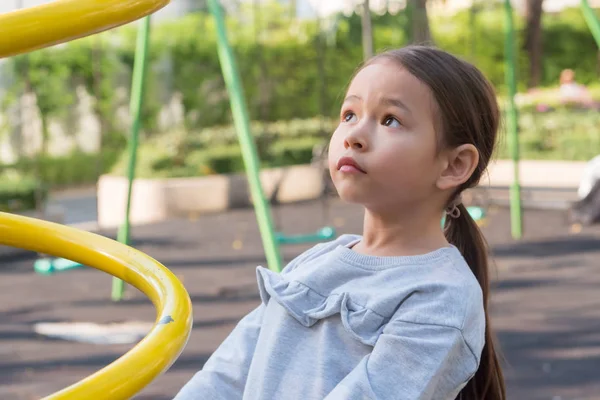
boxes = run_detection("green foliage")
[63,37,124,134]
[3,5,599,131]
[109,118,331,178]
[10,50,74,153]
[108,106,600,181]
[507,84,600,111]
[543,7,600,85]
[0,3,598,197]
[0,175,46,213]
[497,107,600,161]
[0,150,121,188]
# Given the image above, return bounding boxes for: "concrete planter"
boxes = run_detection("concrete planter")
[97,164,324,229]
[485,160,586,189]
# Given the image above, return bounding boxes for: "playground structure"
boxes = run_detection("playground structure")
[0,0,336,397]
[0,0,195,398]
[2,0,600,398]
[4,194,600,399]
[0,211,193,399]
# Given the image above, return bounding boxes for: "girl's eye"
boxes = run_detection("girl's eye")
[343,112,357,123]
[383,116,401,128]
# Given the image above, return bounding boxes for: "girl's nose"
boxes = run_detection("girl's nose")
[343,130,368,151]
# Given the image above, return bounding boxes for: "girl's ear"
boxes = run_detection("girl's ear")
[436,144,479,191]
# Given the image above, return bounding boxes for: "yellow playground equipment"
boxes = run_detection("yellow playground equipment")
[1,212,192,399]
[0,0,193,399]
[0,0,169,57]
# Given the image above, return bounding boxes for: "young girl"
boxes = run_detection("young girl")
[175,45,505,400]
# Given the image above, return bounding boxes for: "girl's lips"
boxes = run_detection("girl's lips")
[337,156,366,173]
[339,165,364,173]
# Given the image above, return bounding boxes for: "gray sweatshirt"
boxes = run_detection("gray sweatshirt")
[174,234,485,400]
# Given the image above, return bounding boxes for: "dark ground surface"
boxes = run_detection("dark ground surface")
[1,198,600,400]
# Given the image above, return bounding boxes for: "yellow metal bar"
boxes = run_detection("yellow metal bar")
[0,0,170,58]
[0,212,192,399]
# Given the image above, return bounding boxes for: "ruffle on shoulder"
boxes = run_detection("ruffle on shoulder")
[256,266,388,347]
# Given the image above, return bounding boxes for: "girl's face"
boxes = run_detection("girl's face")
[328,60,447,213]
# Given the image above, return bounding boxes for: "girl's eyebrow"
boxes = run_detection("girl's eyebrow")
[343,94,361,103]
[382,97,411,114]
[343,95,411,114]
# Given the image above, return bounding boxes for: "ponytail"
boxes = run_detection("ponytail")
[364,44,505,398]
[444,202,506,400]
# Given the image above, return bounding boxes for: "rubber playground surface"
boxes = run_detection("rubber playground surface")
[2,198,600,400]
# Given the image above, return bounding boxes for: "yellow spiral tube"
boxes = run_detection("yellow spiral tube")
[0,0,169,58]
[0,212,192,399]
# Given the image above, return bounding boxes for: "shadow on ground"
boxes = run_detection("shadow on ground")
[1,200,600,399]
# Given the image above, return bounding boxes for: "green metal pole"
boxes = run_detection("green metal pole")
[503,0,523,239]
[207,0,283,272]
[581,0,600,48]
[111,16,152,301]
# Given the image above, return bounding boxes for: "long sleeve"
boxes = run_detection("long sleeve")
[174,242,329,399]
[323,319,479,400]
[173,304,265,400]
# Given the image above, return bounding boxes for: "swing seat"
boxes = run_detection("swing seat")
[440,206,486,227]
[276,226,336,245]
[466,206,485,221]
[34,257,84,275]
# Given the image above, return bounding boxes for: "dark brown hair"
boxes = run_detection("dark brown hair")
[362,46,505,400]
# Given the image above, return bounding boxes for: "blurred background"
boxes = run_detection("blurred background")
[1,0,599,218]
[1,1,600,399]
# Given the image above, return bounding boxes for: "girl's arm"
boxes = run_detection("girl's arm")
[173,304,265,400]
[324,319,478,400]
[174,241,331,399]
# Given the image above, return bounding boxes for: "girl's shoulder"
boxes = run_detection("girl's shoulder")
[255,235,483,348]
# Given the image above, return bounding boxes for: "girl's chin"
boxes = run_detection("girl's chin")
[334,187,369,205]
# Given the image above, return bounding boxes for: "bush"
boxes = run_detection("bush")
[508,85,600,112]
[497,107,600,161]
[0,150,122,188]
[109,119,330,178]
[3,5,599,138]
[0,176,47,213]
[2,4,598,184]
[107,107,600,181]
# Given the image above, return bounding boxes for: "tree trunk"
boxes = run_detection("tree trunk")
[253,0,269,120]
[92,35,107,179]
[524,0,544,88]
[468,1,479,61]
[411,0,432,45]
[362,0,374,60]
